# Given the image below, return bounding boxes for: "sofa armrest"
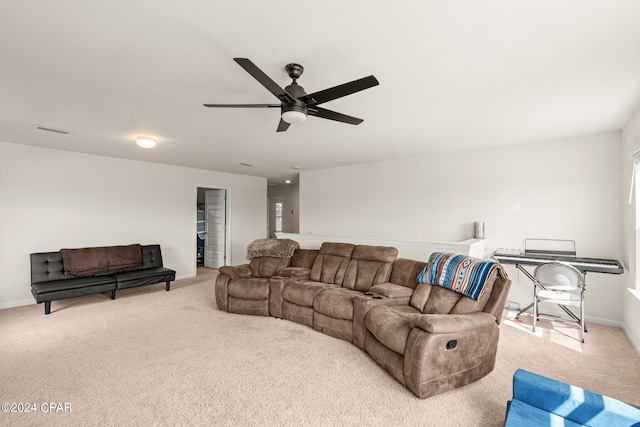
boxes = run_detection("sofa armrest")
[403,312,500,398]
[369,283,413,299]
[218,264,252,279]
[410,312,497,334]
[269,275,302,318]
[353,293,411,350]
[215,274,231,312]
[277,267,311,280]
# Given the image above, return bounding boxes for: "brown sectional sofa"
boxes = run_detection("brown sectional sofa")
[215,241,511,399]
[215,255,290,316]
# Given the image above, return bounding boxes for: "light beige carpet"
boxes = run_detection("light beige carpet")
[1,268,639,427]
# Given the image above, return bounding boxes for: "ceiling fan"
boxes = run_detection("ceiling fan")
[204,58,379,132]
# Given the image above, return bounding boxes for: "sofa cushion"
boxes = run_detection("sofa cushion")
[318,242,356,258]
[290,249,319,269]
[111,267,176,290]
[342,245,397,291]
[421,286,464,314]
[278,267,310,278]
[352,245,398,263]
[369,283,414,299]
[249,256,290,278]
[109,266,175,282]
[508,369,640,427]
[309,243,355,285]
[389,258,427,290]
[30,252,66,283]
[410,276,497,315]
[365,305,421,355]
[228,278,270,300]
[504,400,583,427]
[313,288,363,320]
[450,276,496,315]
[283,281,339,307]
[31,275,116,294]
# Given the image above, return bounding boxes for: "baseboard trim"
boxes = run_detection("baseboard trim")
[585,315,622,328]
[622,323,640,357]
[0,299,34,310]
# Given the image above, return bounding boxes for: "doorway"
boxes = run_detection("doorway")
[267,196,283,238]
[196,187,229,271]
[266,179,299,237]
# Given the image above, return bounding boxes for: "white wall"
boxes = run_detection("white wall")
[622,104,640,352]
[0,142,266,308]
[300,132,624,323]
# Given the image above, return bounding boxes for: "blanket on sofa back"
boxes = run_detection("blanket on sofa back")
[246,238,300,259]
[61,244,143,277]
[417,252,507,300]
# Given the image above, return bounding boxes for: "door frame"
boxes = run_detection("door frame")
[196,185,232,268]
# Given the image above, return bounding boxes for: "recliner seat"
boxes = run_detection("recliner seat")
[312,244,398,341]
[363,270,511,399]
[216,256,290,316]
[281,242,355,327]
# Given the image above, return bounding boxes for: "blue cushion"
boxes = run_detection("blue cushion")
[508,369,640,426]
[505,399,583,427]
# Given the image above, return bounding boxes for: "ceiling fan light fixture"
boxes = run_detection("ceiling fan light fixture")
[136,137,157,149]
[281,110,307,124]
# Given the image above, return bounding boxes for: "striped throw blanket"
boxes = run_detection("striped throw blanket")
[417,252,507,300]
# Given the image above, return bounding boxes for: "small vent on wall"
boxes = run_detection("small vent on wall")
[35,126,71,135]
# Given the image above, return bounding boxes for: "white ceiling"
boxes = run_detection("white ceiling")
[2,1,640,184]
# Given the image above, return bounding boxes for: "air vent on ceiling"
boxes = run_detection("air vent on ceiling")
[239,162,253,167]
[35,126,71,135]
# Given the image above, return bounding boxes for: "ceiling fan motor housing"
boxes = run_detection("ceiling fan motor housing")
[283,82,308,117]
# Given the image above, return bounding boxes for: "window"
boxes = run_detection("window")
[275,202,283,233]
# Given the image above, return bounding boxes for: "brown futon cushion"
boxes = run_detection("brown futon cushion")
[61,244,142,277]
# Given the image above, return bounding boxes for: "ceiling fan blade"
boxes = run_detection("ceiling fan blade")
[301,75,379,107]
[308,107,363,125]
[234,58,296,104]
[203,104,281,108]
[276,118,290,132]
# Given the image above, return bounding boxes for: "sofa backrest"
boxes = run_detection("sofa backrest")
[309,242,355,285]
[409,272,512,324]
[30,244,164,283]
[249,256,290,278]
[30,251,65,283]
[480,277,511,324]
[289,249,319,269]
[389,258,427,290]
[141,244,165,269]
[342,245,398,291]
